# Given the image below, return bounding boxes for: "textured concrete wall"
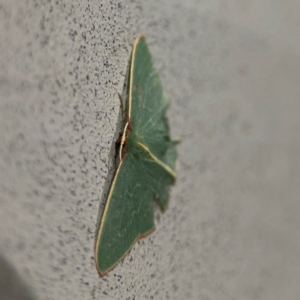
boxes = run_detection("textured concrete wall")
[1,1,300,299]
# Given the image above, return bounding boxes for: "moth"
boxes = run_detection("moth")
[95,35,177,276]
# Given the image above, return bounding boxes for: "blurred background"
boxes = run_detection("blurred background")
[0,1,299,299]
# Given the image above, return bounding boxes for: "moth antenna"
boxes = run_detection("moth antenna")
[118,93,126,121]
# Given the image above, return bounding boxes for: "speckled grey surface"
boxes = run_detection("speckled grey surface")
[1,1,300,299]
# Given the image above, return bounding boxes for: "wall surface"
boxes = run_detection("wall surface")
[1,1,300,299]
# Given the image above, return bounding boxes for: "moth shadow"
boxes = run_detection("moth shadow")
[0,253,37,300]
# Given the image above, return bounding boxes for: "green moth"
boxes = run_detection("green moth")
[95,35,177,276]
